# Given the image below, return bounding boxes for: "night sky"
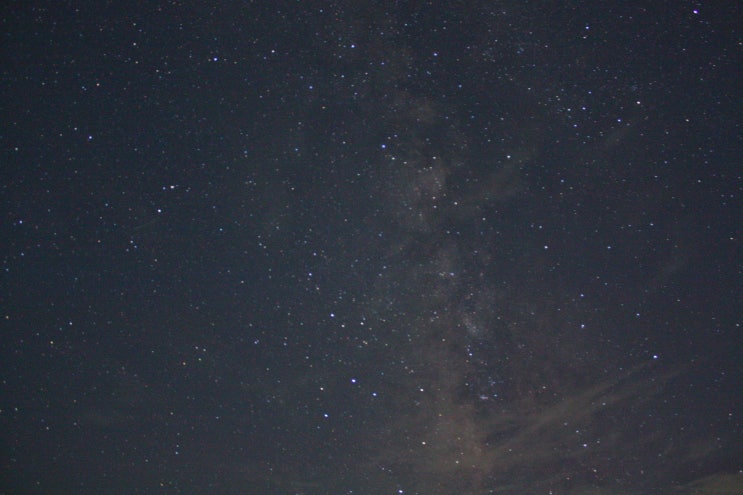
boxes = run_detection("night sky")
[2,2,742,494]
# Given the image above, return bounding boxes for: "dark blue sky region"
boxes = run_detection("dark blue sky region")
[1,2,741,494]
